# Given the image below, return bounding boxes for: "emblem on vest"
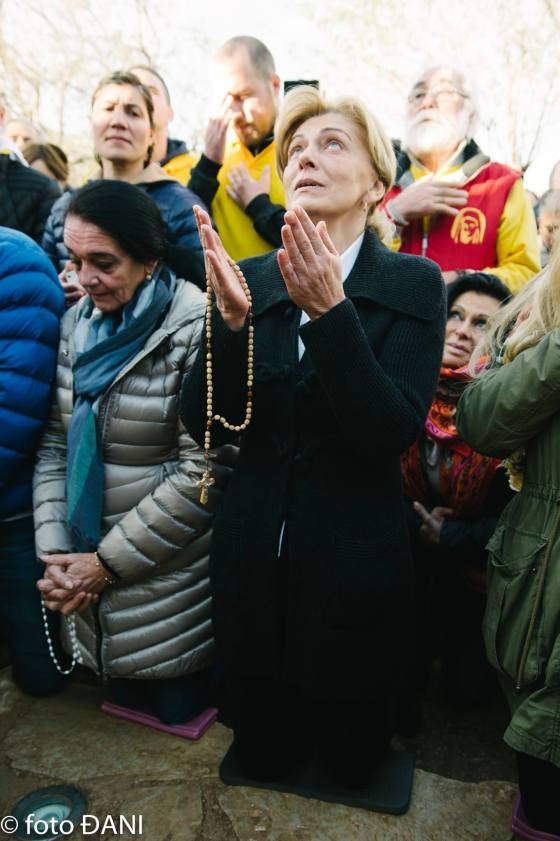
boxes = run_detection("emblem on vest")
[450,207,487,245]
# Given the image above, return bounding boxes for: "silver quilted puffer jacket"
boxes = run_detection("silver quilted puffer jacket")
[33,278,217,679]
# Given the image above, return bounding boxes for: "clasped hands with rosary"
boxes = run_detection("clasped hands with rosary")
[36,202,346,644]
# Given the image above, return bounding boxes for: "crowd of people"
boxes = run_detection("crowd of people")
[1,33,560,840]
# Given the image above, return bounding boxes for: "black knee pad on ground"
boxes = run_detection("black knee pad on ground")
[220,745,415,815]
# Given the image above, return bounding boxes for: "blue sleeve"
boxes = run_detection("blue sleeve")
[166,186,205,259]
[41,206,59,269]
[41,192,71,272]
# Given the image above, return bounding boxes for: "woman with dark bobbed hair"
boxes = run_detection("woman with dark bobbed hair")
[42,71,205,305]
[34,180,224,729]
[400,272,513,727]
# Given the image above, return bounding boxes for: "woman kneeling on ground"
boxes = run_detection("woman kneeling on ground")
[181,85,446,790]
[35,180,225,725]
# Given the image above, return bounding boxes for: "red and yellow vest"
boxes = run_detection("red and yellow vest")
[211,137,285,262]
[385,162,520,272]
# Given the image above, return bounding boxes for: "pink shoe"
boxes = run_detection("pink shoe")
[512,793,560,841]
[101,701,217,740]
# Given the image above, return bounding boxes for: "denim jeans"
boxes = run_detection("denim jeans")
[0,515,66,696]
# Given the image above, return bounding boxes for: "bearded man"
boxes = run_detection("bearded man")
[382,67,539,293]
[188,35,285,261]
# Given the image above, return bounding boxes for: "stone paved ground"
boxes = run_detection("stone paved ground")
[0,667,517,841]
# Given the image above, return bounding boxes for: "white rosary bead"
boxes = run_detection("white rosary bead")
[41,598,81,675]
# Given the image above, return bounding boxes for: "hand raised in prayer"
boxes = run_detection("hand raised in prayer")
[277,205,344,320]
[193,205,249,331]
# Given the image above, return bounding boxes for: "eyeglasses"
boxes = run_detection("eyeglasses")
[407,85,468,106]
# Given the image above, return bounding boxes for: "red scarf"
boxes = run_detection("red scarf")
[401,365,501,518]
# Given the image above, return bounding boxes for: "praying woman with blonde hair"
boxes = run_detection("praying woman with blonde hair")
[182,85,446,795]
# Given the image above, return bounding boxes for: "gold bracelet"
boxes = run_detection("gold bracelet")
[93,552,116,585]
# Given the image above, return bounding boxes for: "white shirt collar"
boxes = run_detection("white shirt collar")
[340,231,365,282]
[298,230,365,359]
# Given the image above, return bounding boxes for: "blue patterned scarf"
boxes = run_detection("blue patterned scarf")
[66,265,175,552]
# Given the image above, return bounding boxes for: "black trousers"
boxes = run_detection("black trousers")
[517,751,560,835]
[411,543,495,705]
[0,516,66,697]
[108,667,216,726]
[230,675,393,789]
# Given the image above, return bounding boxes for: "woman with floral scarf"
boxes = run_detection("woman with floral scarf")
[399,273,511,731]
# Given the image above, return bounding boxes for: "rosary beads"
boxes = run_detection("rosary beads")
[197,254,254,505]
[42,598,81,675]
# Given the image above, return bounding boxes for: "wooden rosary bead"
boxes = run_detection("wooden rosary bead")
[198,255,254,504]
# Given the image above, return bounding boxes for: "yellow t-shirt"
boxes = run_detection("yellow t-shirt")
[212,138,285,262]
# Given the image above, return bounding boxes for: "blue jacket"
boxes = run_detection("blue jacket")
[0,227,64,518]
[42,178,205,273]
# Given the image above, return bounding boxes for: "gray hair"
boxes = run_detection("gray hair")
[538,189,560,218]
[410,65,478,136]
[217,35,276,80]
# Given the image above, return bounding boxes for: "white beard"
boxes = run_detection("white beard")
[404,108,471,159]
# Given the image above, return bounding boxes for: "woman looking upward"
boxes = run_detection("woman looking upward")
[400,273,512,731]
[182,86,446,793]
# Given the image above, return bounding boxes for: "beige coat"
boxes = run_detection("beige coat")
[33,278,217,680]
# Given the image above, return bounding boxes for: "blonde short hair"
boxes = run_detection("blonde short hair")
[275,86,396,244]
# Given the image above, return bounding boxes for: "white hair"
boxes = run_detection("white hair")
[408,65,478,137]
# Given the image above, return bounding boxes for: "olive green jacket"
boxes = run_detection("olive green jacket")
[456,331,560,694]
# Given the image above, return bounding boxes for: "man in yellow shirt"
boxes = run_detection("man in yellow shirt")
[188,36,285,261]
[382,66,539,294]
[130,65,197,186]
